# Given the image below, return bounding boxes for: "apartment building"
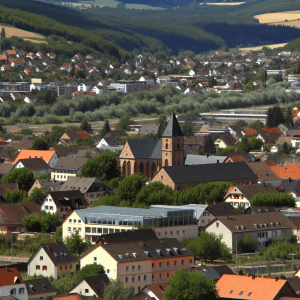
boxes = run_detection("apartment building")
[79,229,195,293]
[62,206,198,243]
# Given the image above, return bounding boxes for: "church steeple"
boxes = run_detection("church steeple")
[161,112,184,168]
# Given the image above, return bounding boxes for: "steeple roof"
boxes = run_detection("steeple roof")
[162,113,184,137]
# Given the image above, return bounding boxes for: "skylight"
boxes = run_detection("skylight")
[229,290,233,294]
[239,291,243,295]
[247,292,252,296]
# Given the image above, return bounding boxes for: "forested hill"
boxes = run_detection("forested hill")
[283,38,300,52]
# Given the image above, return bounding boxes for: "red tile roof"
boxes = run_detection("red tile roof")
[216,274,289,300]
[0,55,7,61]
[243,128,257,135]
[13,150,56,165]
[291,109,300,118]
[0,268,23,285]
[6,50,16,55]
[269,166,300,180]
[225,186,235,197]
[226,155,248,163]
[76,131,90,138]
[262,127,283,135]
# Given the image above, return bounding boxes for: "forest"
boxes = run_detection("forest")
[0,81,295,126]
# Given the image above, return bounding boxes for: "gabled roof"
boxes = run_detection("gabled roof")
[213,132,237,146]
[216,274,291,300]
[205,203,238,217]
[60,177,108,194]
[47,190,88,209]
[101,133,119,146]
[162,113,184,137]
[279,179,300,193]
[270,166,300,180]
[24,278,56,295]
[226,155,248,163]
[162,162,257,184]
[247,162,281,182]
[0,183,18,196]
[13,150,56,165]
[209,212,295,233]
[243,128,257,136]
[62,130,80,141]
[51,146,89,157]
[76,131,89,138]
[0,268,23,286]
[187,265,234,281]
[29,241,76,267]
[258,130,281,144]
[262,127,283,135]
[139,124,160,137]
[33,179,64,193]
[52,157,88,171]
[185,155,226,165]
[126,140,161,159]
[134,284,169,300]
[246,206,280,214]
[15,158,52,171]
[70,275,109,298]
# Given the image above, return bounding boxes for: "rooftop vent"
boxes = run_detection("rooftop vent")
[54,253,57,257]
[241,225,245,229]
[173,247,179,254]
[29,285,34,292]
[132,253,138,258]
[144,251,150,257]
[166,248,171,255]
[43,285,47,290]
[236,226,240,230]
[119,255,122,259]
[156,249,162,256]
[276,222,281,225]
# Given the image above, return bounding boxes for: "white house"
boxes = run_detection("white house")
[139,76,155,85]
[77,81,96,92]
[90,85,107,95]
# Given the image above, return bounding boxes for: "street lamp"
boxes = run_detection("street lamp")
[11,231,19,265]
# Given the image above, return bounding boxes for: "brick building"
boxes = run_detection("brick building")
[119,112,184,180]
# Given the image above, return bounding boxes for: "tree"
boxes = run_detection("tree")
[262,70,268,84]
[1,28,5,40]
[2,168,35,191]
[251,192,295,207]
[80,119,92,133]
[249,121,264,130]
[208,75,217,88]
[249,137,264,151]
[164,268,218,300]
[179,123,193,137]
[76,137,95,147]
[236,136,251,152]
[295,59,300,74]
[116,114,133,131]
[100,120,111,138]
[31,137,49,150]
[75,264,105,282]
[65,230,92,257]
[158,115,167,136]
[236,204,245,215]
[266,106,285,127]
[80,151,120,181]
[237,236,258,253]
[235,120,247,130]
[245,82,255,92]
[22,214,42,232]
[285,108,294,127]
[104,278,134,300]
[202,136,216,155]
[40,211,60,232]
[281,141,292,155]
[25,188,46,205]
[0,38,11,50]
[4,189,27,203]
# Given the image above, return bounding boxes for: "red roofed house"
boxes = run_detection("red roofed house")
[134,284,169,300]
[76,131,90,138]
[216,274,298,300]
[1,65,13,73]
[270,166,300,180]
[262,127,284,135]
[242,128,257,136]
[5,50,17,58]
[8,58,26,67]
[47,52,56,59]
[224,155,248,163]
[0,267,28,300]
[13,150,59,168]
[0,54,7,64]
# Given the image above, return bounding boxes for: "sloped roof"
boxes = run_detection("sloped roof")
[34,179,64,193]
[262,127,283,135]
[162,113,184,137]
[15,158,52,171]
[258,130,281,144]
[25,278,56,295]
[247,206,280,214]
[247,162,281,182]
[0,183,18,196]
[279,179,300,193]
[185,155,226,165]
[48,190,88,209]
[213,132,237,146]
[162,162,257,184]
[134,284,169,300]
[76,131,90,138]
[60,177,107,194]
[270,166,300,180]
[0,163,13,175]
[243,128,257,135]
[188,265,234,281]
[127,140,161,159]
[13,150,56,165]
[205,203,238,217]
[51,146,88,157]
[232,183,279,200]
[0,268,23,286]
[226,155,248,163]
[63,130,80,141]
[216,274,290,300]
[101,133,119,146]
[139,124,160,137]
[52,157,88,171]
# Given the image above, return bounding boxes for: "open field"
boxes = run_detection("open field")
[0,26,45,39]
[272,20,300,29]
[254,11,300,24]
[202,2,245,5]
[23,38,47,44]
[239,42,287,51]
[125,3,164,9]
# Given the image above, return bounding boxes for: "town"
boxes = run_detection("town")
[1,40,300,299]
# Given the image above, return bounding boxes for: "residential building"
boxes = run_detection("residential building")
[40,190,88,221]
[27,241,77,279]
[60,177,113,206]
[244,206,280,214]
[13,158,52,176]
[109,81,146,94]
[247,162,281,183]
[0,268,28,300]
[13,150,59,168]
[133,284,169,300]
[63,206,198,243]
[0,202,41,235]
[151,162,258,191]
[79,230,195,293]
[205,212,295,249]
[96,133,120,149]
[28,179,64,196]
[216,274,298,300]
[287,217,300,243]
[0,183,18,197]
[51,158,88,181]
[69,275,109,298]
[24,278,57,299]
[185,155,226,165]
[187,265,234,281]
[223,183,279,208]
[139,124,160,138]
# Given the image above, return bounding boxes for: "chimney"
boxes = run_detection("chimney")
[275,277,278,281]
[252,275,255,280]
[226,215,228,219]
[217,160,219,164]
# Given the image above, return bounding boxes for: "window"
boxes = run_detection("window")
[159,262,162,268]
[132,266,135,271]
[138,276,141,282]
[216,222,219,228]
[43,266,47,271]
[70,265,72,269]
[239,291,243,295]
[36,265,40,270]
[158,232,161,236]
[126,266,129,272]
[152,274,154,281]
[159,274,162,280]
[167,273,170,279]
[152,263,154,268]
[125,277,128,283]
[177,230,179,235]
[10,289,16,295]
[167,261,170,267]
[68,227,71,233]
[59,266,62,270]
[78,220,81,224]
[183,230,185,234]
[19,288,25,295]
[189,259,192,264]
[132,277,135,283]
[170,231,173,235]
[85,289,89,293]
[94,257,97,263]
[165,232,167,236]
[69,219,72,224]
[73,228,77,232]
[174,261,177,267]
[144,275,147,281]
[40,256,43,261]
[78,228,81,234]
[138,265,141,271]
[138,287,141,292]
[181,260,185,266]
[65,265,67,270]
[73,220,76,224]
[107,269,110,275]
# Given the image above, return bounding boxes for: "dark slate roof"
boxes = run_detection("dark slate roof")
[48,190,88,209]
[162,113,184,137]
[0,163,13,175]
[25,278,57,295]
[247,162,281,182]
[0,183,18,196]
[279,179,300,193]
[71,275,110,298]
[163,162,257,184]
[30,241,77,266]
[127,140,161,159]
[205,203,239,217]
[236,183,279,200]
[188,265,234,281]
[16,158,52,171]
[258,130,281,144]
[213,133,237,146]
[287,217,300,228]
[63,129,80,141]
[246,206,280,214]
[102,133,119,146]
[139,124,160,137]
[35,179,64,193]
[287,277,300,294]
[52,157,88,171]
[51,146,89,158]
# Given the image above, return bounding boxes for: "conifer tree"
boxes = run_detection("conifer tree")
[100,120,111,138]
[1,28,5,40]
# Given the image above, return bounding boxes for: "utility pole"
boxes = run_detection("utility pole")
[10,231,19,265]
[257,253,259,276]
[268,247,271,278]
[236,240,238,274]
[289,254,296,272]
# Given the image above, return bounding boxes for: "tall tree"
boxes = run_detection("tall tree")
[80,119,92,133]
[104,278,134,300]
[65,230,92,257]
[285,108,294,127]
[100,120,111,138]
[31,137,49,150]
[266,106,285,128]
[208,75,217,88]
[164,268,218,300]
[2,168,34,191]
[262,70,267,84]
[0,28,5,40]
[202,135,216,155]
[295,59,300,74]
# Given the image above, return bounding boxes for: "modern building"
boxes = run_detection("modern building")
[109,80,146,94]
[63,206,198,243]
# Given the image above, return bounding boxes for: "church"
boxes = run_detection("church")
[119,112,184,180]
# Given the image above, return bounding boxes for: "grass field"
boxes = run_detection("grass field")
[254,11,300,24]
[239,43,287,51]
[203,2,245,5]
[63,1,164,9]
[0,26,45,39]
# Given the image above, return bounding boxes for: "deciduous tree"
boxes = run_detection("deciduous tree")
[2,168,34,191]
[104,278,134,300]
[65,230,92,257]
[31,137,49,150]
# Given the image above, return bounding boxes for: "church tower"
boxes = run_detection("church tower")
[161,112,184,167]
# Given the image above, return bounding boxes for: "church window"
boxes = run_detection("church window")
[165,159,168,166]
[139,163,144,174]
[166,143,168,149]
[177,143,180,150]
